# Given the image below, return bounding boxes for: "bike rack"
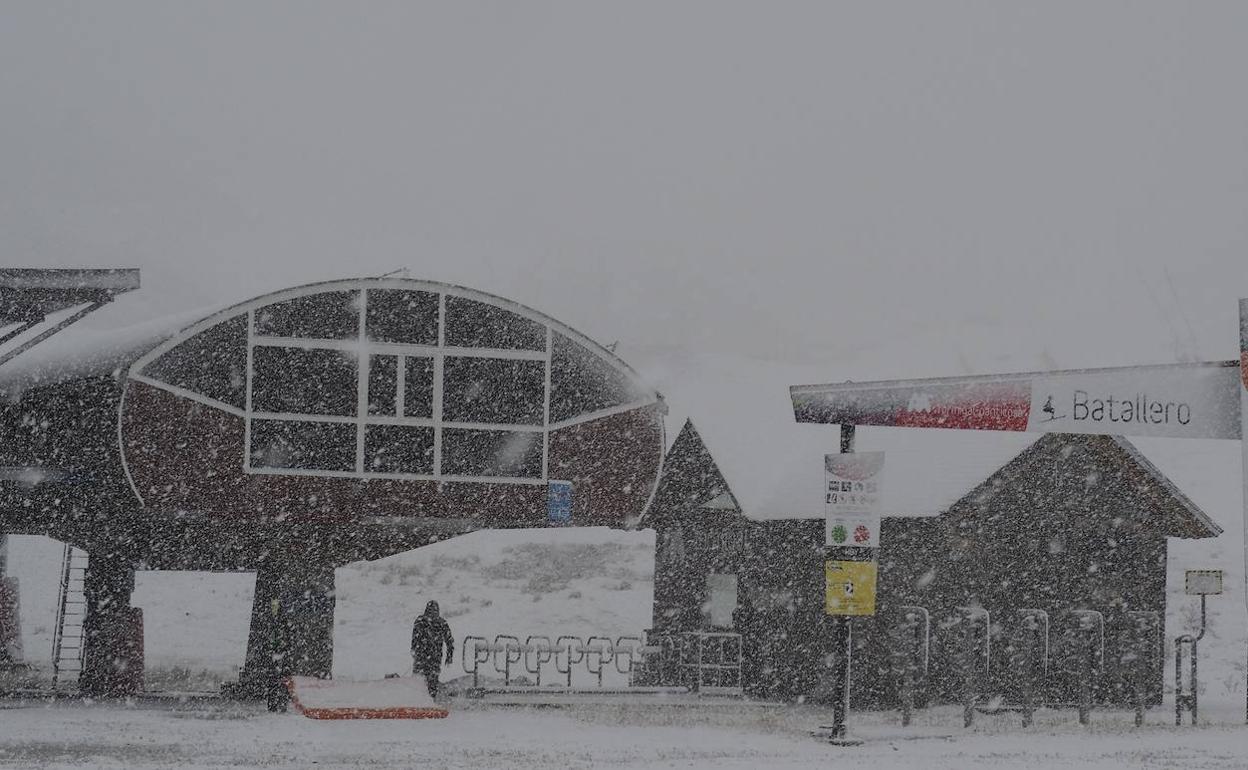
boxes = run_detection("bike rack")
[554,635,586,688]
[1123,610,1160,726]
[1012,608,1050,726]
[1066,609,1104,726]
[1175,595,1208,726]
[523,635,554,687]
[492,635,522,687]
[462,636,491,689]
[893,605,930,726]
[584,636,615,688]
[614,636,643,684]
[954,606,991,728]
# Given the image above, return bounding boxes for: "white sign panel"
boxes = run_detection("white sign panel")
[825,452,884,548]
[1026,364,1240,440]
[793,361,1241,440]
[1185,569,1224,596]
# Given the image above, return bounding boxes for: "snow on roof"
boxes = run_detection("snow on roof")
[639,349,1233,530]
[0,297,222,398]
[1127,437,1240,537]
[645,351,1037,519]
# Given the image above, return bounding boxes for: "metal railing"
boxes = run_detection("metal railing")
[461,632,685,692]
[677,632,743,695]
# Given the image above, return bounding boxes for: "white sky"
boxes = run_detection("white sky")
[3,1,1247,377]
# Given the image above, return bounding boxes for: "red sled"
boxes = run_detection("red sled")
[286,675,449,720]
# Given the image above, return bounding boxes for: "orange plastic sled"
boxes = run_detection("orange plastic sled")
[286,676,449,720]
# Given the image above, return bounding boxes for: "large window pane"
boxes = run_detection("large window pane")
[364,424,435,474]
[366,289,438,345]
[368,355,397,416]
[444,295,545,351]
[441,428,543,478]
[443,357,545,425]
[549,333,641,422]
[251,346,358,416]
[143,315,247,408]
[254,290,359,339]
[250,419,356,472]
[403,357,435,418]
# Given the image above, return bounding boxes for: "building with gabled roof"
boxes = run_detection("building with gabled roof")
[648,418,1221,705]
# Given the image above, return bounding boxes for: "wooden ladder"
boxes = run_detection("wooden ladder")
[50,544,88,690]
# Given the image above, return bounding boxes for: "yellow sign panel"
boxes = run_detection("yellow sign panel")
[825,560,878,616]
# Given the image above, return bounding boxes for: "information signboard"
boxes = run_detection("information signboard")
[824,560,878,616]
[825,452,882,617]
[825,452,884,548]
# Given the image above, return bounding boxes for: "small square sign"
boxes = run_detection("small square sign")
[547,480,573,526]
[1185,569,1223,596]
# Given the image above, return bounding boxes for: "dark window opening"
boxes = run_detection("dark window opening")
[403,357,435,418]
[441,428,542,478]
[549,333,641,422]
[368,355,397,416]
[444,295,545,351]
[143,315,248,409]
[364,424,435,475]
[251,346,358,416]
[365,289,439,345]
[249,419,356,472]
[442,357,545,425]
[254,290,359,339]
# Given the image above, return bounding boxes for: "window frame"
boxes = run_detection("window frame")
[131,282,659,485]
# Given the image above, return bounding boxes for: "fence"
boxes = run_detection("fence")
[461,631,742,696]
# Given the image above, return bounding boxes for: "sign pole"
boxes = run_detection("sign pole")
[818,424,881,745]
[1239,300,1248,724]
[831,424,855,740]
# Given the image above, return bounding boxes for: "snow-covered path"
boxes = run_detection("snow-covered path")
[2,700,1248,769]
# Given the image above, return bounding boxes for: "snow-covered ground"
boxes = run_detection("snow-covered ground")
[7,517,1248,767]
[2,700,1248,769]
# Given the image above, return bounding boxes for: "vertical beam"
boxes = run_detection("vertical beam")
[241,558,337,697]
[79,556,142,697]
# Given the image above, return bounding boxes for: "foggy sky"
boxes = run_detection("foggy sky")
[3,1,1247,376]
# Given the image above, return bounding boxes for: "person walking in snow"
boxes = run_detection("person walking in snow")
[411,600,454,699]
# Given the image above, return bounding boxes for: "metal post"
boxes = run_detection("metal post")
[827,423,855,740]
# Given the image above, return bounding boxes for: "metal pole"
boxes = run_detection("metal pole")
[828,423,856,740]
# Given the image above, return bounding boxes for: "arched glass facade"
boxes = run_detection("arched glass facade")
[126,280,660,488]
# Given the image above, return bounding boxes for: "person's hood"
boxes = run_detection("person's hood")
[424,600,440,617]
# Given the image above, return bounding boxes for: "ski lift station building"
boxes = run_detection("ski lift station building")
[0,277,665,693]
[0,273,1229,705]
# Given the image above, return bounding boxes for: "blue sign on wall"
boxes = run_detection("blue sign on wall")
[547,480,573,525]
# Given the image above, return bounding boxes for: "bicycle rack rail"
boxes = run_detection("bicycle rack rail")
[955,606,991,728]
[614,636,644,684]
[1065,609,1104,726]
[584,637,615,688]
[554,635,586,688]
[459,630,739,697]
[1175,595,1208,726]
[1123,610,1160,727]
[893,605,930,726]
[1011,608,1049,727]
[523,635,554,687]
[492,635,523,686]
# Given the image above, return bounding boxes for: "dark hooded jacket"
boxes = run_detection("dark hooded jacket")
[411,601,454,669]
